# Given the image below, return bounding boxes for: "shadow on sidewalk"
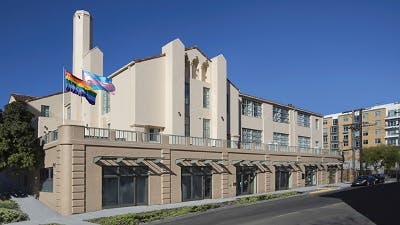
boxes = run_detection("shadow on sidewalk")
[321,182,400,225]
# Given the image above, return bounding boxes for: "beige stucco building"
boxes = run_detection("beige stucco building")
[324,102,400,181]
[9,10,341,215]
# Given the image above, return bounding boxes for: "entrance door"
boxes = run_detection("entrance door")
[102,166,148,208]
[275,166,290,191]
[305,166,317,186]
[328,167,336,184]
[236,167,257,196]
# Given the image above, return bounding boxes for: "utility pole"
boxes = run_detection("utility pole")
[344,109,363,179]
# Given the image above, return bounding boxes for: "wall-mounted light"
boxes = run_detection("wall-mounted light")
[221,116,224,121]
[178,112,181,117]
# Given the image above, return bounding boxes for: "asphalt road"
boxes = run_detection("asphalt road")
[151,182,400,225]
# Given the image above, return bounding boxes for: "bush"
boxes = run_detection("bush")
[0,208,28,224]
[0,200,19,210]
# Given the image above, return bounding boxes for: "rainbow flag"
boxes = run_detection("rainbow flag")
[65,71,97,105]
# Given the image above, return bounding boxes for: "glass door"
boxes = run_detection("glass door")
[236,167,256,196]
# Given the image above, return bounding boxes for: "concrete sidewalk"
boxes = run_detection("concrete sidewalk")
[7,183,351,225]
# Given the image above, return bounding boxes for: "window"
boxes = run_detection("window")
[40,167,53,192]
[354,115,360,123]
[333,119,338,126]
[242,128,262,143]
[343,126,349,133]
[331,135,338,141]
[203,87,210,108]
[102,92,110,115]
[315,119,319,129]
[298,136,310,148]
[203,119,210,138]
[363,130,368,136]
[330,126,338,133]
[297,113,310,127]
[149,128,160,142]
[323,119,328,125]
[181,166,212,201]
[343,116,349,122]
[387,138,398,146]
[273,106,289,123]
[387,120,399,127]
[363,140,368,145]
[343,141,348,147]
[242,98,262,118]
[323,135,328,144]
[41,105,50,117]
[343,134,348,140]
[375,138,381,144]
[323,128,328,135]
[375,129,381,135]
[102,166,148,208]
[388,110,398,117]
[362,113,368,119]
[375,120,381,126]
[331,143,339,150]
[273,133,289,146]
[375,111,381,117]
[387,130,399,136]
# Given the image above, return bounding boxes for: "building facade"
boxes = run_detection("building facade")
[324,103,400,180]
[9,10,341,215]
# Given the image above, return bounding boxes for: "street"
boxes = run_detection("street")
[151,182,400,225]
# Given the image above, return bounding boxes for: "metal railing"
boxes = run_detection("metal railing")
[43,129,58,144]
[84,127,110,139]
[299,147,323,155]
[78,126,337,156]
[169,135,186,145]
[267,144,296,153]
[115,130,137,142]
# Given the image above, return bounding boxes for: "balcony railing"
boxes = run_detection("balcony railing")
[43,129,58,144]
[169,135,186,145]
[115,130,137,142]
[267,144,296,153]
[84,127,110,140]
[77,126,336,156]
[189,137,223,147]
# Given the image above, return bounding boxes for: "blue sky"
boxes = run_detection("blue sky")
[1,0,399,115]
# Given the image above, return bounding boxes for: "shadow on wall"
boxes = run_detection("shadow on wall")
[321,182,400,225]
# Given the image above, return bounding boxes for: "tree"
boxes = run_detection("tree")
[362,145,400,172]
[0,102,38,171]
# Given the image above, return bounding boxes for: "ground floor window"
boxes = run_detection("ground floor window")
[328,167,337,184]
[236,167,257,196]
[181,166,212,201]
[40,167,53,192]
[305,166,317,186]
[275,166,291,191]
[102,166,148,208]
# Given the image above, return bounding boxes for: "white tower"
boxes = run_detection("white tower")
[70,10,103,126]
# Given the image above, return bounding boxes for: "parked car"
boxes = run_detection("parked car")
[351,175,376,187]
[372,174,385,184]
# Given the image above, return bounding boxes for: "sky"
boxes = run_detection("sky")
[0,0,399,115]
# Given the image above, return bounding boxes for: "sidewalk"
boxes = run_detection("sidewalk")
[8,183,351,225]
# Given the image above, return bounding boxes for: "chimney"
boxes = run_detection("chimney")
[72,10,92,78]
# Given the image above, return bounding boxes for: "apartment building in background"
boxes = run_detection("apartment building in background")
[324,102,400,180]
[7,10,341,215]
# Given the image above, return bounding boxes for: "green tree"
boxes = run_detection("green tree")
[362,145,400,172]
[0,102,38,171]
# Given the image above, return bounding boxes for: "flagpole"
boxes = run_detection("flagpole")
[62,66,65,125]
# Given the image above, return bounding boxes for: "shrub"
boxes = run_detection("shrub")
[0,208,28,224]
[0,200,19,210]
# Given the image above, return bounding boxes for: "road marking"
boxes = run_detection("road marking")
[309,188,337,194]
